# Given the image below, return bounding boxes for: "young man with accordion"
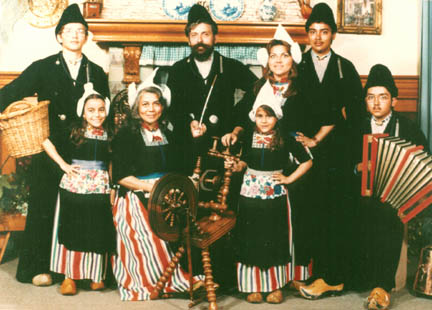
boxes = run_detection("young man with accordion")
[349,64,429,310]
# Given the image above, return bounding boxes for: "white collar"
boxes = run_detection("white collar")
[372,112,392,126]
[311,50,331,61]
[371,112,392,134]
[63,53,83,66]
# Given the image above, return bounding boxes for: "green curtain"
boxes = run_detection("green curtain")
[420,0,432,150]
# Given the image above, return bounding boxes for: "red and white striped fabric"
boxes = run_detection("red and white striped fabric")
[50,196,108,282]
[237,262,310,293]
[112,191,202,301]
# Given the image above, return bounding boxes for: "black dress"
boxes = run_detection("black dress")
[50,129,116,282]
[235,129,311,293]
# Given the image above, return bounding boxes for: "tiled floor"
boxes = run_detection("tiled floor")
[1,256,432,310]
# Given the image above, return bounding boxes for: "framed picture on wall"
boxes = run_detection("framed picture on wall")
[337,0,382,34]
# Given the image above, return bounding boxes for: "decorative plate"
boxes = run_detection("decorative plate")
[162,0,196,20]
[209,0,244,21]
[24,0,68,29]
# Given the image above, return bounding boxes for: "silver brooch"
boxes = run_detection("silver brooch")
[209,114,218,124]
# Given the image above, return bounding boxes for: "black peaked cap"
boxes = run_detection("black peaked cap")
[55,4,88,35]
[186,4,218,34]
[305,2,337,33]
[364,64,398,97]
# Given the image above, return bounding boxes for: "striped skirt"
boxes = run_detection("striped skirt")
[112,191,203,301]
[237,260,311,293]
[50,195,108,282]
[236,193,311,293]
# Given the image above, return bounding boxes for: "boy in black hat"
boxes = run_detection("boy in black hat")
[347,64,427,309]
[357,64,427,149]
[295,2,365,299]
[0,4,109,287]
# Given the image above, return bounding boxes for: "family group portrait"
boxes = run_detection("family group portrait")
[0,1,431,309]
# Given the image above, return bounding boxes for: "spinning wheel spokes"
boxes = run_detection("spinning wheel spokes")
[161,188,187,227]
[148,174,197,242]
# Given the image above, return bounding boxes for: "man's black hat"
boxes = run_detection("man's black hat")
[364,64,398,97]
[185,4,218,35]
[55,4,88,35]
[305,2,337,33]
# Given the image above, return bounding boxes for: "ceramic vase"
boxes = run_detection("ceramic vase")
[259,0,277,22]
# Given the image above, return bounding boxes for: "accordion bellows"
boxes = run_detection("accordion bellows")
[361,134,432,223]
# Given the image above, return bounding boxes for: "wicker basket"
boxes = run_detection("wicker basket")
[0,100,50,158]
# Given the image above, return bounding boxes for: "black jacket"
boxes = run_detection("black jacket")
[167,51,257,141]
[0,52,110,155]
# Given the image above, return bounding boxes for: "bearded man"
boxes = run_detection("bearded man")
[167,4,257,172]
[166,4,257,290]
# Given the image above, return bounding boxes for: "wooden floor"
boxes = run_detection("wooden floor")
[0,252,431,310]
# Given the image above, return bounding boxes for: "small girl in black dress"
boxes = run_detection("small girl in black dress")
[226,101,312,304]
[42,86,115,296]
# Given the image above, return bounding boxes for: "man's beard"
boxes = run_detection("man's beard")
[191,43,214,61]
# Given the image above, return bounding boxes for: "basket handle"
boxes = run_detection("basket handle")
[3,100,36,115]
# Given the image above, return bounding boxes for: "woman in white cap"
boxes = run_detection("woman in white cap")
[225,97,312,304]
[42,85,115,296]
[110,70,203,300]
[223,24,306,149]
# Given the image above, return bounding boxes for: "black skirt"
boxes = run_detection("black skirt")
[235,195,291,269]
[58,189,116,254]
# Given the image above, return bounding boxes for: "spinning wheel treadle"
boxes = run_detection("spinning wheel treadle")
[148,173,198,242]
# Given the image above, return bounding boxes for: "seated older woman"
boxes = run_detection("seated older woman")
[111,71,202,301]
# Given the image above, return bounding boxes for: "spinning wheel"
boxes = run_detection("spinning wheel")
[148,138,240,310]
[148,173,198,242]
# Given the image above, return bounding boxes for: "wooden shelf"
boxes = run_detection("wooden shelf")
[86,19,309,45]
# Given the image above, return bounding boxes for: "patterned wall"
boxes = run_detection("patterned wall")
[102,0,307,24]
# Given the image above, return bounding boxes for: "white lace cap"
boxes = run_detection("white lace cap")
[127,68,171,109]
[249,80,283,122]
[76,82,110,117]
[256,24,302,67]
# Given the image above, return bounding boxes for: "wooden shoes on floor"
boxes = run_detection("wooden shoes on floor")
[366,287,391,310]
[246,289,283,304]
[299,278,344,300]
[32,273,52,286]
[60,278,105,296]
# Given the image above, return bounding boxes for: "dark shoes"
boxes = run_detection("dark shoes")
[299,278,344,300]
[366,287,391,310]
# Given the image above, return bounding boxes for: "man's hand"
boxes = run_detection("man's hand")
[190,120,207,138]
[295,132,318,148]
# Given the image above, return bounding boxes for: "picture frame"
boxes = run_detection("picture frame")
[337,0,382,34]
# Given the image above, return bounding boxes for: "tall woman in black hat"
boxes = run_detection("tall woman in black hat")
[0,4,110,286]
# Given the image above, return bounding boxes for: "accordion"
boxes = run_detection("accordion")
[361,134,432,223]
